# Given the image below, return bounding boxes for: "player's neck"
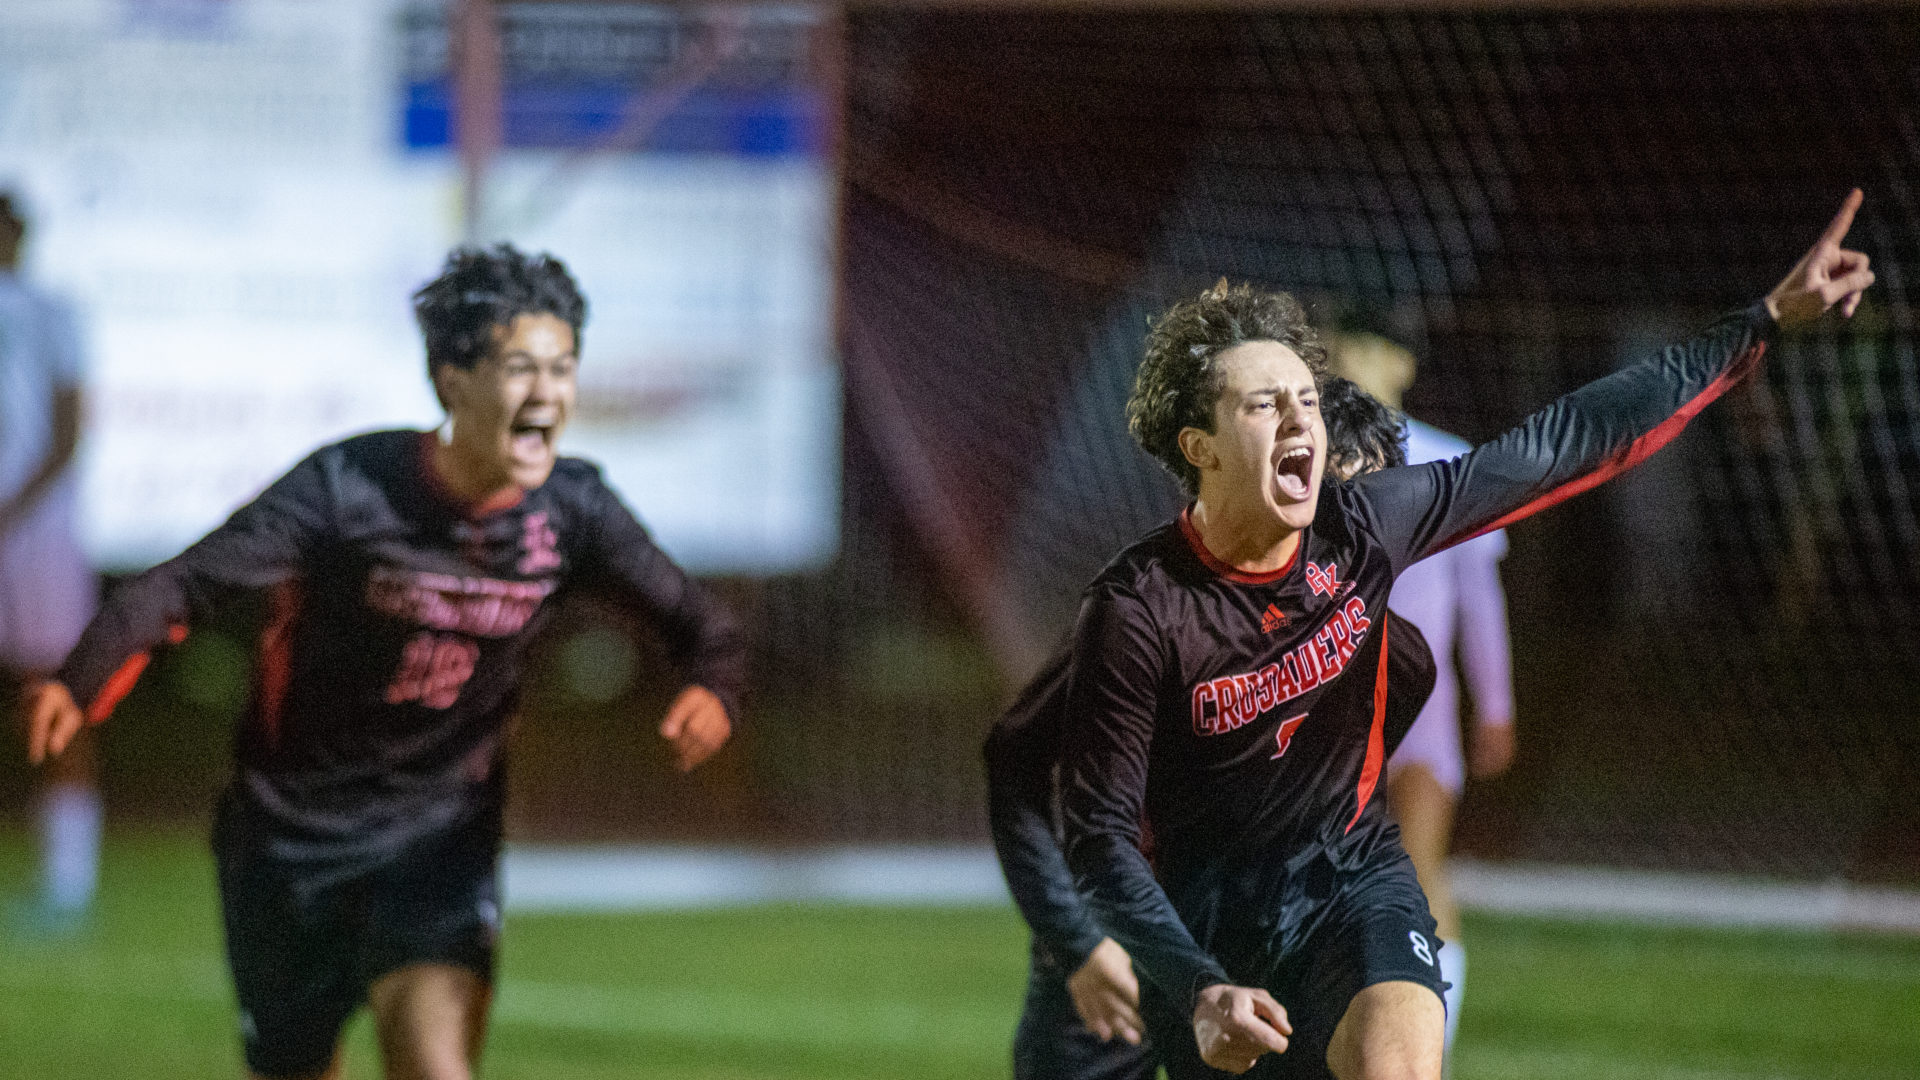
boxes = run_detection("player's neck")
[428,428,522,509]
[1187,497,1302,574]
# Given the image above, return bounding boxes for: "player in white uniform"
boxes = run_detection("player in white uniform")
[1329,318,1515,1062]
[0,192,101,928]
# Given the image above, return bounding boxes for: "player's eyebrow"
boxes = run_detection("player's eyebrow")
[1243,384,1314,401]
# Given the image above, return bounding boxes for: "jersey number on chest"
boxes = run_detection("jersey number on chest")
[384,632,479,709]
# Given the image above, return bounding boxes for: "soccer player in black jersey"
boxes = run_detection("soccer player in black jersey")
[989,377,1434,1080]
[1059,193,1873,1079]
[22,246,748,1080]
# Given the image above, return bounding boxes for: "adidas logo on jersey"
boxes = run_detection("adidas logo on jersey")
[1260,603,1289,633]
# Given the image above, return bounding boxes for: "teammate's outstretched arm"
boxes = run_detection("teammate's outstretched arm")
[658,685,730,772]
[22,452,331,764]
[575,476,749,773]
[983,649,1145,1044]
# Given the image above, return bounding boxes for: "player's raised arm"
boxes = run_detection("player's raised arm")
[573,471,749,771]
[1354,190,1873,571]
[25,450,335,761]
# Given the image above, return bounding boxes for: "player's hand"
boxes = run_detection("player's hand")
[658,684,730,772]
[1067,937,1143,1045]
[1470,720,1515,779]
[1766,189,1874,329]
[23,680,85,765]
[1193,983,1291,1074]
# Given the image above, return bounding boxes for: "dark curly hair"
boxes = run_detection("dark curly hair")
[1127,280,1329,496]
[412,244,588,407]
[1321,375,1407,480]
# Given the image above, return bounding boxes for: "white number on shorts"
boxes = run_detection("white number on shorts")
[1409,931,1434,967]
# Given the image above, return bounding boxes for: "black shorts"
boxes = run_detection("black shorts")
[1013,941,1159,1080]
[1145,844,1447,1080]
[212,795,502,1079]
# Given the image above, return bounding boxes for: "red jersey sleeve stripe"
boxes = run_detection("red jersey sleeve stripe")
[1438,341,1767,552]
[82,623,188,725]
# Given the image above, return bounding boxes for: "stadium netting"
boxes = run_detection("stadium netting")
[820,7,1920,880]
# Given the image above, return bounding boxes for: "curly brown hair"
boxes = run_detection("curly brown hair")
[1126,280,1329,496]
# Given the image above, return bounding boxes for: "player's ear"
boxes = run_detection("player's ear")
[431,362,464,413]
[1178,425,1217,473]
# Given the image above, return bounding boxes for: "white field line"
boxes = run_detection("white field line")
[502,845,1920,934]
[1449,857,1920,934]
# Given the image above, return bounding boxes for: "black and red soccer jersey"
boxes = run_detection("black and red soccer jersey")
[1059,305,1775,1010]
[56,430,747,872]
[984,610,1435,976]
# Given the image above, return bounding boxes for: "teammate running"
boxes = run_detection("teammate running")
[1059,193,1873,1079]
[986,377,1436,1080]
[21,245,747,1080]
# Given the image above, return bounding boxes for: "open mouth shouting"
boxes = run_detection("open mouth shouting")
[509,417,557,468]
[1275,443,1315,501]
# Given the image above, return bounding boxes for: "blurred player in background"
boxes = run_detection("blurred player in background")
[1060,194,1870,1079]
[1329,306,1515,1060]
[21,245,747,1080]
[0,191,101,933]
[986,375,1434,1080]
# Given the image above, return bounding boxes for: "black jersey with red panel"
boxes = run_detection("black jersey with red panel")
[55,429,747,874]
[1059,305,1775,1011]
[983,610,1434,976]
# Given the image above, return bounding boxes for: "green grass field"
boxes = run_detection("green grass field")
[2,830,1916,1079]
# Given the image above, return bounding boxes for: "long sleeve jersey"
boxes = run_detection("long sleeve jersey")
[56,430,748,872]
[1059,305,1775,1013]
[984,611,1436,975]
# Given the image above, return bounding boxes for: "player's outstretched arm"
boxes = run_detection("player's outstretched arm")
[1193,983,1293,1074]
[575,471,750,764]
[658,684,730,772]
[22,680,84,764]
[52,451,333,727]
[1354,190,1873,572]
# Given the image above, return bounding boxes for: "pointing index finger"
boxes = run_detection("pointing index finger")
[1818,188,1864,248]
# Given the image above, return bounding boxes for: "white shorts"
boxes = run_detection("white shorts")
[0,498,95,673]
[1388,687,1465,797]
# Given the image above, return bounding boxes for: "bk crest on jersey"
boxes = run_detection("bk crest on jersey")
[1305,560,1352,598]
[519,511,562,574]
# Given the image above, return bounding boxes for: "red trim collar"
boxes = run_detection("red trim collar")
[1178,506,1299,585]
[416,432,526,519]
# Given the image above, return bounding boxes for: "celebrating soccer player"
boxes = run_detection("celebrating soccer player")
[985,376,1436,1080]
[21,246,747,1080]
[1058,193,1873,1079]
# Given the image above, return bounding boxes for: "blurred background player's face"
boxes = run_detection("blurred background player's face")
[439,312,578,492]
[1191,340,1326,533]
[1330,333,1416,411]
